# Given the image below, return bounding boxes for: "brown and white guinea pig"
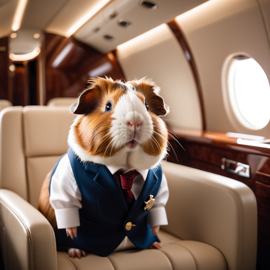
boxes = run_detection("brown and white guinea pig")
[68,76,170,171]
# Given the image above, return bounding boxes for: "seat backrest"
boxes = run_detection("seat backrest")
[47,97,77,107]
[0,106,76,207]
[0,100,12,111]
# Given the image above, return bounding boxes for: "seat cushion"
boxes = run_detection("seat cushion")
[57,230,227,270]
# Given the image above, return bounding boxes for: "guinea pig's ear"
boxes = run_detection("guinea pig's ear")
[70,87,101,115]
[131,79,170,117]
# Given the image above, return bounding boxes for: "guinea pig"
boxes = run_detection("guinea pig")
[38,77,170,259]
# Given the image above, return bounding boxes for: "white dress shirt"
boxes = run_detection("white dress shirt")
[50,154,169,250]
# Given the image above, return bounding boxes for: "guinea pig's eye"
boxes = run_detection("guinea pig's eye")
[145,102,149,111]
[105,101,112,112]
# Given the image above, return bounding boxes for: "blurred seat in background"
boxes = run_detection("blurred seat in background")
[0,100,12,112]
[47,98,77,107]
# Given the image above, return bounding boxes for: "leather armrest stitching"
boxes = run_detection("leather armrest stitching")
[0,199,35,270]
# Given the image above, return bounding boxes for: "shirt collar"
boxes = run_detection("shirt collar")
[106,166,149,181]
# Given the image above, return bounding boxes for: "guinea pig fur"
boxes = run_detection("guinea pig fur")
[68,77,170,171]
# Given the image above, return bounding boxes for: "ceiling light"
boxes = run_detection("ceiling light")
[12,0,28,31]
[9,64,16,72]
[33,33,40,39]
[66,0,111,37]
[117,24,166,51]
[10,33,17,39]
[9,47,40,61]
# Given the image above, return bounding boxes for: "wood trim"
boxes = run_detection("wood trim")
[111,49,126,82]
[167,19,206,131]
[256,171,270,186]
[0,37,10,102]
[169,128,270,157]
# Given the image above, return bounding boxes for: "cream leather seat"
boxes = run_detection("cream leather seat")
[0,106,257,270]
[0,100,11,111]
[47,97,77,107]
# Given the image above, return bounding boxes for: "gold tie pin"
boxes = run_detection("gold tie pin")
[144,195,155,210]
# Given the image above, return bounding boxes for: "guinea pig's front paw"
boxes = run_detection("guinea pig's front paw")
[147,242,162,250]
[66,227,77,239]
[68,248,87,259]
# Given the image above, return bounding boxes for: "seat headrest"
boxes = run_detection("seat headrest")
[23,106,76,157]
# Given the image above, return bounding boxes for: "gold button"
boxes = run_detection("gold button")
[125,222,135,231]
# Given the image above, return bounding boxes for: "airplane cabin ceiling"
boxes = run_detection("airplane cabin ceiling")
[0,0,19,38]
[21,0,68,30]
[73,0,209,53]
[0,0,209,53]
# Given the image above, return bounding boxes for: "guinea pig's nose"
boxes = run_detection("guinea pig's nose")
[125,111,143,128]
[127,121,142,128]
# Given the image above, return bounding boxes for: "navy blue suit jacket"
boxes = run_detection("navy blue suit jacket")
[50,148,162,256]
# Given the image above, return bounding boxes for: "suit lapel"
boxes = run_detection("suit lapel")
[126,169,158,220]
[90,165,129,212]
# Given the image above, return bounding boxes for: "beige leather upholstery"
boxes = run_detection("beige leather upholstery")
[0,100,11,112]
[0,189,57,270]
[0,106,257,270]
[0,107,28,201]
[55,229,226,270]
[47,98,77,107]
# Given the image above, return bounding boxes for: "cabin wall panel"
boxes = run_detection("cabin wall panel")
[258,0,270,45]
[175,0,270,136]
[116,24,202,130]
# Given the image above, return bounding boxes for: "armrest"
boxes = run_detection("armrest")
[0,189,58,270]
[161,161,257,270]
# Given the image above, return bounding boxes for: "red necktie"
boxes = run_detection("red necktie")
[116,170,139,208]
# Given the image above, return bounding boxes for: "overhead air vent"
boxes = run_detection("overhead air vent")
[140,1,157,10]
[104,35,114,41]
[118,19,132,28]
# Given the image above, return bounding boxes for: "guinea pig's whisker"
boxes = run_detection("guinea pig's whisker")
[148,138,155,151]
[98,133,111,142]
[103,139,115,159]
[150,134,161,151]
[152,130,178,162]
[166,140,178,163]
[167,130,185,151]
[152,130,168,145]
[110,138,118,155]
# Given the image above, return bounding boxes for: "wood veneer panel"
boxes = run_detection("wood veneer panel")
[44,33,126,104]
[256,181,270,268]
[167,20,206,131]
[256,171,270,186]
[0,37,9,101]
[11,63,29,106]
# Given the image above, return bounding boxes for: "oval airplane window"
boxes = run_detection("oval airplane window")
[228,57,270,130]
